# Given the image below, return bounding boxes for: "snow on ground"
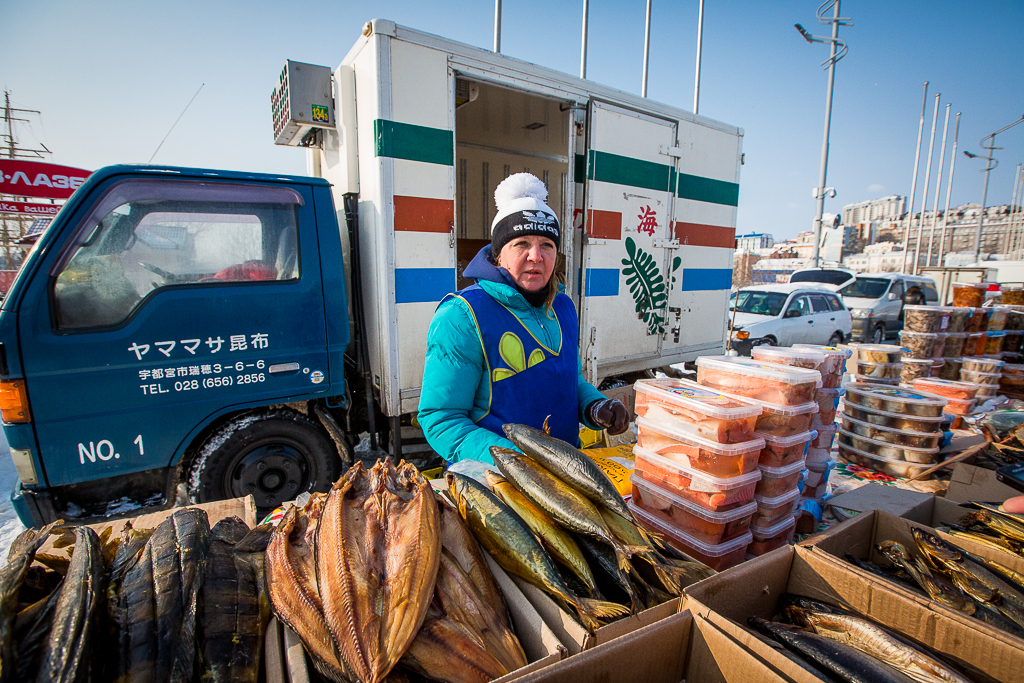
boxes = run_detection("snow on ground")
[0,430,27,559]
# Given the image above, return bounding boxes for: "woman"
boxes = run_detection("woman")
[418,173,628,465]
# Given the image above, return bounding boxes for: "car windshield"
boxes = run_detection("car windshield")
[790,269,853,286]
[840,277,890,299]
[730,290,788,317]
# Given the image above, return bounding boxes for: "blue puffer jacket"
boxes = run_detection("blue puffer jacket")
[418,246,607,465]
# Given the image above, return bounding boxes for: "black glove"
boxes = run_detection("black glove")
[586,398,630,435]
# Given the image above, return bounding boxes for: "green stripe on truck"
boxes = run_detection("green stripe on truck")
[374,120,454,166]
[585,149,739,207]
[676,172,740,207]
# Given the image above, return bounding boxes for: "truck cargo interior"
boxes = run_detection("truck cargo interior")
[453,79,571,289]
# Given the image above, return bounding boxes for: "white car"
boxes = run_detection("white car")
[728,283,852,354]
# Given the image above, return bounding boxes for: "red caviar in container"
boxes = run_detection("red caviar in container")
[911,378,979,401]
[747,516,797,556]
[635,416,764,477]
[632,445,761,512]
[696,356,821,406]
[792,344,852,388]
[756,430,815,468]
[715,390,819,438]
[751,488,800,528]
[633,378,761,444]
[755,459,807,498]
[629,474,755,545]
[629,502,751,571]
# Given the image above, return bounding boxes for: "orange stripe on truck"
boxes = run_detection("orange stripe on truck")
[673,221,736,248]
[587,209,622,240]
[394,195,454,233]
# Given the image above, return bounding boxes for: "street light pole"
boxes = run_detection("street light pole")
[795,0,851,268]
[964,115,1024,263]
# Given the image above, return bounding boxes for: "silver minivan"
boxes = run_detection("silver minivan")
[838,273,939,343]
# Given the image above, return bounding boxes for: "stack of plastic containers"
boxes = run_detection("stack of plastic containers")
[848,344,903,385]
[960,356,1004,401]
[629,378,764,569]
[901,305,963,381]
[1001,306,1024,364]
[1000,363,1024,400]
[911,378,979,417]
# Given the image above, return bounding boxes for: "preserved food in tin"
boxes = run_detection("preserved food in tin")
[837,442,935,479]
[633,378,761,444]
[839,413,941,449]
[837,427,938,463]
[696,356,820,406]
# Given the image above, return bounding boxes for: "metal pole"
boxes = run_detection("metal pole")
[642,0,652,97]
[811,0,841,268]
[1014,167,1024,259]
[973,145,994,264]
[580,0,590,79]
[1008,164,1021,256]
[938,112,960,267]
[493,0,502,52]
[900,82,928,273]
[693,0,705,114]
[926,103,951,267]
[913,93,940,275]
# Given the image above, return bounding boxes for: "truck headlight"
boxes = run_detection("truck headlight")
[850,309,872,319]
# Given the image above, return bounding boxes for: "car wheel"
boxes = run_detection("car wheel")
[871,325,884,344]
[828,332,844,346]
[188,409,342,515]
[763,336,777,346]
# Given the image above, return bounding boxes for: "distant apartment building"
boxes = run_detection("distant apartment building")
[842,196,906,225]
[735,232,774,251]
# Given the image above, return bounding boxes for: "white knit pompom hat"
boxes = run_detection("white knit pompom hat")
[490,173,560,254]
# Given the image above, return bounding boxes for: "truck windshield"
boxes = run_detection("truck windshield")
[730,291,788,317]
[839,277,890,299]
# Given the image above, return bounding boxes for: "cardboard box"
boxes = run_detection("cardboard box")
[946,463,1019,503]
[826,483,934,521]
[511,609,789,683]
[278,553,564,683]
[602,382,637,420]
[685,544,1020,683]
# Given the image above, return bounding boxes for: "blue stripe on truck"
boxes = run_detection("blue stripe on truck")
[395,268,455,304]
[680,268,732,291]
[585,268,620,296]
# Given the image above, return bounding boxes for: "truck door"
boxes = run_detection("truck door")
[580,100,677,380]
[17,176,330,488]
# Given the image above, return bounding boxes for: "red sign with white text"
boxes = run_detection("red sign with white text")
[0,200,62,217]
[0,160,90,200]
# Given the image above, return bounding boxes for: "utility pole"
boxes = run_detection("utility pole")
[963,115,1024,263]
[901,83,928,274]
[2,92,51,270]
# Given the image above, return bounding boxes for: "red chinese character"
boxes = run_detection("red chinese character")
[637,205,658,236]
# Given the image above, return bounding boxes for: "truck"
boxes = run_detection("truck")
[1,20,743,526]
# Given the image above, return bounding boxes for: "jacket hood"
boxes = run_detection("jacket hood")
[463,245,518,288]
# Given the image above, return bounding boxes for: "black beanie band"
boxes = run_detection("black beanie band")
[491,209,560,256]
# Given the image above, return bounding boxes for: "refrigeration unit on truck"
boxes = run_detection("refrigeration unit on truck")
[0,19,743,526]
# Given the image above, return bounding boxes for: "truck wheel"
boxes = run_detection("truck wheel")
[188,410,341,513]
[871,325,884,344]
[828,332,844,346]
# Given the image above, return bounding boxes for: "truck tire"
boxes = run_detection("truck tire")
[188,410,341,513]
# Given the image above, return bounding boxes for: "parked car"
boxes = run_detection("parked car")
[839,273,938,343]
[789,266,857,289]
[727,283,852,355]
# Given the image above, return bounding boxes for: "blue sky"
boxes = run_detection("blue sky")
[3,0,1022,241]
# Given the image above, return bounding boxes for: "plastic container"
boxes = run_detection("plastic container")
[804,459,835,489]
[755,459,807,498]
[756,430,815,468]
[1002,287,1024,306]
[984,330,1007,355]
[849,374,900,386]
[696,356,821,406]
[910,377,979,400]
[751,488,800,528]
[903,305,952,333]
[1003,351,1024,364]
[747,515,797,555]
[837,442,936,480]
[976,385,999,399]
[943,396,976,416]
[850,344,903,364]
[751,345,828,371]
[939,358,962,381]
[837,428,938,464]
[941,333,966,358]
[1001,363,1024,388]
[855,361,902,380]
[635,416,764,477]
[839,413,941,449]
[840,402,945,433]
[967,309,990,333]
[952,282,986,308]
[815,386,844,425]
[963,332,984,357]
[633,378,762,444]
[986,308,1009,332]
[929,359,945,378]
[1005,330,1024,354]
[632,445,761,512]
[810,424,837,450]
[946,307,971,334]
[961,356,1004,374]
[961,370,1001,386]
[791,344,852,388]
[629,503,751,571]
[629,474,756,545]
[805,445,832,466]
[899,331,946,359]
[716,391,820,438]
[1004,309,1024,331]
[843,382,948,417]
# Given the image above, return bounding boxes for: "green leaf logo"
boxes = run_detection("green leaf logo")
[621,237,670,334]
[528,349,545,367]
[499,332,526,373]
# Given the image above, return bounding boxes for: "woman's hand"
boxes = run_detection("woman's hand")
[587,399,630,435]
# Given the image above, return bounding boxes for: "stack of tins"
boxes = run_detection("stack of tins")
[837,383,947,481]
[632,378,763,570]
[695,355,823,556]
[848,343,905,387]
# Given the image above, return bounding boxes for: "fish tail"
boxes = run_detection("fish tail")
[575,597,631,628]
[609,539,649,571]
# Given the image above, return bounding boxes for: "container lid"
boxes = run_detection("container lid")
[911,378,979,394]
[718,388,820,416]
[813,423,838,437]
[632,445,763,489]
[757,458,808,478]
[968,332,985,338]
[817,386,846,398]
[633,378,762,420]
[843,382,949,410]
[931,359,945,368]
[628,502,754,557]
[751,346,828,365]
[756,429,818,447]
[953,282,987,289]
[836,442,935,473]
[903,304,956,314]
[839,401,944,423]
[805,458,837,473]
[1006,330,1023,336]
[855,361,902,369]
[792,344,853,359]
[960,370,1002,379]
[898,330,945,339]
[1003,363,1024,372]
[840,412,940,440]
[749,514,796,540]
[850,343,903,355]
[900,357,934,365]
[635,416,766,454]
[696,356,822,385]
[944,332,969,339]
[849,374,900,385]
[837,428,940,457]
[753,487,801,509]
[984,330,1008,338]
[629,473,758,523]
